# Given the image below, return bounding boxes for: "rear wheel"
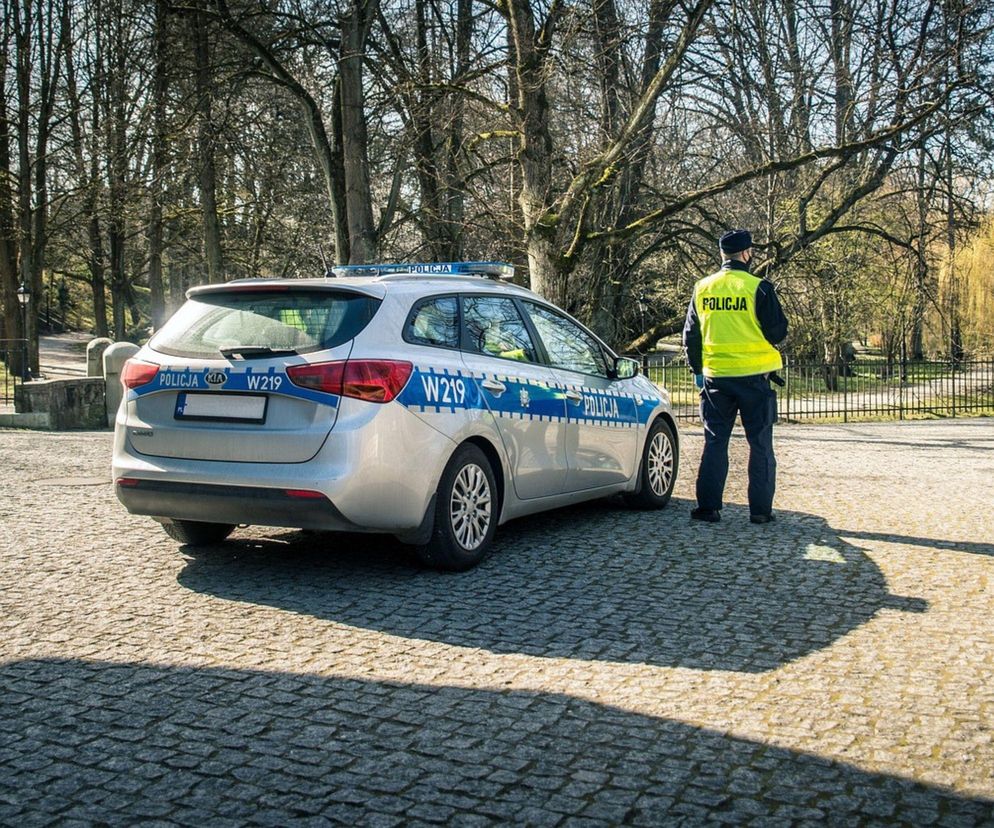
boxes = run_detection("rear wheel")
[161,519,235,546]
[625,418,678,509]
[417,444,498,571]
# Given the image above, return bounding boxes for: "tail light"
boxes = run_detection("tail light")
[285,361,346,395]
[287,359,412,403]
[342,360,413,402]
[121,359,160,389]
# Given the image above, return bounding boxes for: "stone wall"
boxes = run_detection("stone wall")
[13,378,107,430]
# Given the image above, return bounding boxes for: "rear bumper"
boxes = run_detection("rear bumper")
[115,479,361,532]
[111,398,456,532]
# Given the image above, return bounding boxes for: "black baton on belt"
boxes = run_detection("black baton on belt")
[769,372,785,387]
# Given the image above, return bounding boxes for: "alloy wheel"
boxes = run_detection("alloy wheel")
[449,463,492,550]
[647,431,674,497]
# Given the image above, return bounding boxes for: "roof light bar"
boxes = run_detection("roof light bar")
[330,261,515,281]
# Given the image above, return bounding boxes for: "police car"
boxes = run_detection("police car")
[112,262,678,570]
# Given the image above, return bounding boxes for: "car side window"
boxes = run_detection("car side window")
[404,295,459,348]
[525,303,610,377]
[462,296,538,363]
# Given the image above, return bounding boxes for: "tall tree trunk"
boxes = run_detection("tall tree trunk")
[338,0,378,263]
[0,5,22,355]
[89,22,109,339]
[15,0,37,369]
[329,80,350,264]
[15,0,63,372]
[109,229,126,339]
[408,0,448,260]
[829,0,855,145]
[106,0,129,339]
[505,0,558,299]
[147,0,168,325]
[191,3,224,283]
[89,211,109,336]
[587,0,666,345]
[783,0,810,151]
[592,0,622,140]
[442,0,474,259]
[945,130,962,363]
[909,143,928,360]
[63,0,108,336]
[942,6,963,364]
[588,0,627,342]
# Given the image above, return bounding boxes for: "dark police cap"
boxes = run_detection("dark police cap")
[719,229,752,254]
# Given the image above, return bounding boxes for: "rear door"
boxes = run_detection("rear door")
[124,286,380,463]
[394,293,494,438]
[521,301,639,491]
[457,294,568,499]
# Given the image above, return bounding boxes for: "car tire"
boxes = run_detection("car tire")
[161,519,235,546]
[625,418,678,509]
[416,443,499,571]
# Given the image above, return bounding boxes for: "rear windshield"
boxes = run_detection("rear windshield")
[149,290,381,358]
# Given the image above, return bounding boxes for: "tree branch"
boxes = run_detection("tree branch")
[586,86,967,246]
[548,0,714,224]
[624,315,685,354]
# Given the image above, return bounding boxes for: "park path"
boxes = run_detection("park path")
[38,332,89,378]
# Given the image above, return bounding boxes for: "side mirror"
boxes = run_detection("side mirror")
[613,356,640,380]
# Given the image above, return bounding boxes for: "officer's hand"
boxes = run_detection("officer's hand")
[694,374,704,389]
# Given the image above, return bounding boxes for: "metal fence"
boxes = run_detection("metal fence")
[0,339,28,405]
[644,356,994,423]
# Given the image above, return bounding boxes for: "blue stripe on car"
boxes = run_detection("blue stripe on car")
[131,364,662,425]
[127,366,341,407]
[396,366,660,428]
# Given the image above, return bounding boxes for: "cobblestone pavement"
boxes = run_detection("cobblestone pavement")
[2,419,993,825]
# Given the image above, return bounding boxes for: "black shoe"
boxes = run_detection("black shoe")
[691,508,721,523]
[750,513,775,524]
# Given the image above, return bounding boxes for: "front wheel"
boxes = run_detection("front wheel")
[416,444,498,571]
[161,519,235,546]
[625,418,678,509]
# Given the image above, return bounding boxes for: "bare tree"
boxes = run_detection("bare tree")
[190,0,225,282]
[61,0,110,336]
[147,0,169,325]
[4,0,66,370]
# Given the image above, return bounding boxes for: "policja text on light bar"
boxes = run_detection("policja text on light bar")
[330,261,515,280]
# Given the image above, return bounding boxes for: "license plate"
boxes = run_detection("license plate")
[175,392,268,423]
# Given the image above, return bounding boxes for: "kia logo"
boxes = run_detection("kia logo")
[205,371,227,387]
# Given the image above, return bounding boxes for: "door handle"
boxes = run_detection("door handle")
[481,379,506,395]
[565,390,583,403]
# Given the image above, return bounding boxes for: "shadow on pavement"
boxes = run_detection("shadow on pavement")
[1,658,989,825]
[842,529,994,558]
[178,499,926,673]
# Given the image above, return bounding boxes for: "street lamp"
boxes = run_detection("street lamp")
[16,282,31,381]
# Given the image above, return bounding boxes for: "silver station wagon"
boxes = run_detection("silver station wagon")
[113,262,679,570]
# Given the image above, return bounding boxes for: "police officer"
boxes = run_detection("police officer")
[682,229,789,524]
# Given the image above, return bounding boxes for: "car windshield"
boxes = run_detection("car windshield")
[150,289,381,358]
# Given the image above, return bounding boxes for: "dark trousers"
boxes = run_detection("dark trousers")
[696,374,778,516]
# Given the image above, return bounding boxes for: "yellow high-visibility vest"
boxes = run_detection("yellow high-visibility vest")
[279,308,306,332]
[694,268,783,377]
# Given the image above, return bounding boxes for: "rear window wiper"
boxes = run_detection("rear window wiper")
[219,345,299,359]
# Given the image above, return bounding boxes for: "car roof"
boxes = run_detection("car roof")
[188,275,541,302]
